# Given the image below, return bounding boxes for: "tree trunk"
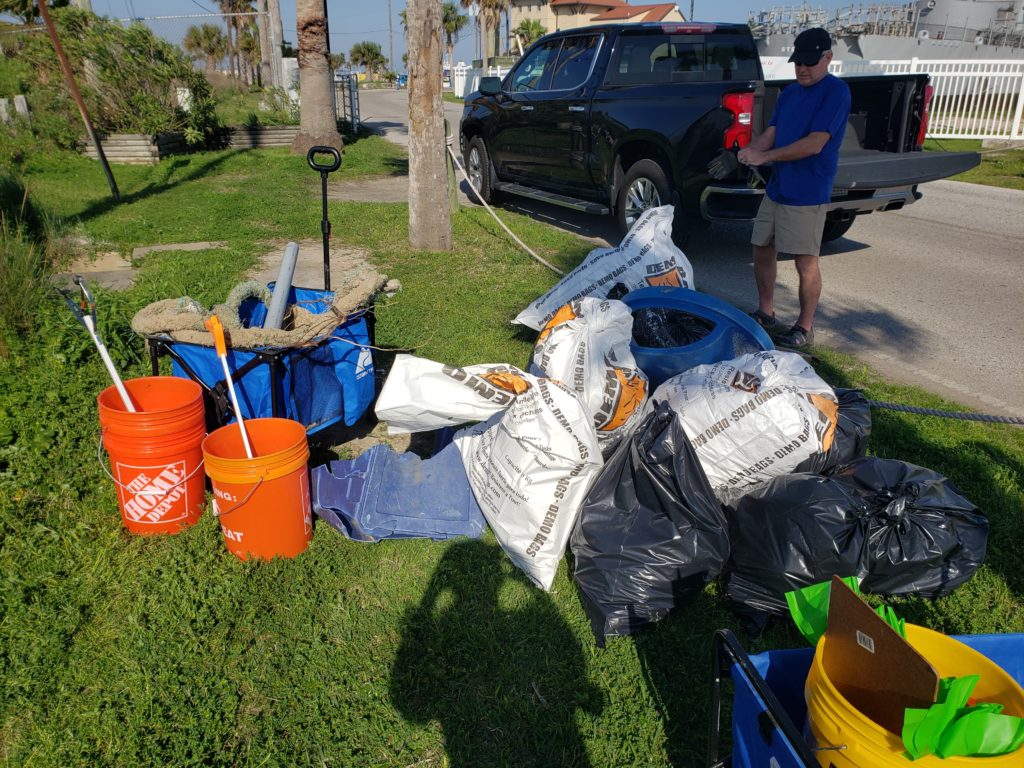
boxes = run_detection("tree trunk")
[256,0,273,87]
[292,0,343,155]
[407,0,452,251]
[268,0,284,88]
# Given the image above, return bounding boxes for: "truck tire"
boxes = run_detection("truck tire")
[616,159,670,235]
[465,136,501,205]
[822,216,854,243]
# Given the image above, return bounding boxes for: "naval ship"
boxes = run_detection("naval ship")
[750,1,1024,62]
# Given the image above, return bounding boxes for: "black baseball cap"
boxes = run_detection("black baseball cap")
[788,28,831,65]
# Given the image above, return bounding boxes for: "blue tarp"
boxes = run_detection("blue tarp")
[311,441,487,542]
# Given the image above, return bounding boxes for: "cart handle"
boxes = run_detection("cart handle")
[307,146,341,174]
[707,628,820,768]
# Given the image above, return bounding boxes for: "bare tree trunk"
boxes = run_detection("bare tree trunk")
[268,0,284,88]
[256,0,273,87]
[292,0,343,155]
[407,0,452,251]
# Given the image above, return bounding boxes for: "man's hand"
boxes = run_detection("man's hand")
[738,147,771,166]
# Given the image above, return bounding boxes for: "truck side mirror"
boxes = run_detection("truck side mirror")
[480,77,502,96]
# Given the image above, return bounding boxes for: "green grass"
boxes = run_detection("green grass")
[923,138,1024,190]
[0,139,1022,766]
[443,92,465,105]
[213,88,299,128]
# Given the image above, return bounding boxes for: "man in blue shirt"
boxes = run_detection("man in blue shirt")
[738,28,851,348]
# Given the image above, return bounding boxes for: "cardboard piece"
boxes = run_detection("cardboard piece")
[822,576,939,734]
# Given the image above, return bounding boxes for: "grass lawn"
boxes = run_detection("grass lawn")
[923,138,1024,190]
[0,135,1022,766]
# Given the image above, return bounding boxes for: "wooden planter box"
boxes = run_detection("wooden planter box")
[80,125,301,164]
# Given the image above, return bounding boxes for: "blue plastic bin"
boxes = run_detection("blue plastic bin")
[710,629,1024,768]
[621,287,773,388]
[146,286,375,435]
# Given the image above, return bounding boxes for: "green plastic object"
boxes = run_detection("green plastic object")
[785,576,860,646]
[903,675,1024,760]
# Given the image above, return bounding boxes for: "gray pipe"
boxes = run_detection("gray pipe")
[264,241,299,329]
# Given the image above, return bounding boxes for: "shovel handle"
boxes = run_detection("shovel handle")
[205,315,227,357]
[307,146,341,174]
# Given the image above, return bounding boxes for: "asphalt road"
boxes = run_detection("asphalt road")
[359,88,1024,418]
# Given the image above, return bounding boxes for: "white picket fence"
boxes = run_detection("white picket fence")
[462,56,1024,141]
[765,55,1024,140]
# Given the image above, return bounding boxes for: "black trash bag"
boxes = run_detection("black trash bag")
[793,388,872,475]
[631,307,715,349]
[724,457,988,633]
[570,402,730,644]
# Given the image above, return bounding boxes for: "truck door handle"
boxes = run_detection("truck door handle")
[568,105,585,113]
[521,105,534,112]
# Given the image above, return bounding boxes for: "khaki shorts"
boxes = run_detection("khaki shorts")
[750,197,828,256]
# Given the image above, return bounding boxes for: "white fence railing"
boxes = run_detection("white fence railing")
[766,56,1024,140]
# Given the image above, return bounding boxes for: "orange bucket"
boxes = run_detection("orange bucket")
[201,417,312,560]
[98,376,207,535]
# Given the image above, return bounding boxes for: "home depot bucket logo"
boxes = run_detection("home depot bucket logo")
[596,364,648,432]
[117,461,189,524]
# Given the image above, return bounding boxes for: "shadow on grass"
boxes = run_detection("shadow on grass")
[391,539,602,767]
[71,152,238,224]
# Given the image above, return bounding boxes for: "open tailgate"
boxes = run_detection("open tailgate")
[833,149,980,190]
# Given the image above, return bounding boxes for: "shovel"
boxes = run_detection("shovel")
[60,275,136,412]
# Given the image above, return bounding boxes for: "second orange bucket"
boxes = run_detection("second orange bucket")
[202,417,312,560]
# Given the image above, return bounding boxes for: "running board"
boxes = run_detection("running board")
[492,182,609,215]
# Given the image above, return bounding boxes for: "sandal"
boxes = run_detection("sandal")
[776,324,814,349]
[748,309,777,330]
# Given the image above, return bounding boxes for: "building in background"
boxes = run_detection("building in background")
[508,0,684,36]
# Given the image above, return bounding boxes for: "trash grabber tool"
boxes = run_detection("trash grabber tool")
[205,315,253,459]
[306,145,342,292]
[60,275,136,412]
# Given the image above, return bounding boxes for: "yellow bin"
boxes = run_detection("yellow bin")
[805,624,1024,767]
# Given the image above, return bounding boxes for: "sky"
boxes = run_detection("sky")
[85,1,828,72]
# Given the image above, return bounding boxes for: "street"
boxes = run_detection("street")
[358,89,1024,417]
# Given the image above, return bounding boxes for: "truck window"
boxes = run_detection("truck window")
[549,34,602,91]
[508,38,562,93]
[605,33,759,84]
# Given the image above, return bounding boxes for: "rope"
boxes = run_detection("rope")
[445,135,565,276]
[867,400,1024,426]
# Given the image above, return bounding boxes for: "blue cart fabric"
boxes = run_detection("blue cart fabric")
[167,286,374,434]
[311,441,487,542]
[730,634,1024,768]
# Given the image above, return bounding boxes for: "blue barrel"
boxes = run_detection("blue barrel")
[621,287,773,388]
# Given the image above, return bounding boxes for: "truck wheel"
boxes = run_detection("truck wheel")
[616,159,671,236]
[822,217,854,243]
[465,136,500,205]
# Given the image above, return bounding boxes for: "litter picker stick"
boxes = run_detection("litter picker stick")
[205,315,254,459]
[306,146,342,291]
[61,276,136,412]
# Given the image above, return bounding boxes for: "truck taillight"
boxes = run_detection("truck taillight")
[723,92,754,149]
[916,83,934,148]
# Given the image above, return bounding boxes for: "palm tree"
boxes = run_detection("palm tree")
[183,23,228,73]
[406,0,451,251]
[349,40,386,82]
[219,0,255,82]
[291,0,342,154]
[329,52,346,71]
[238,21,262,85]
[512,18,545,51]
[441,2,468,70]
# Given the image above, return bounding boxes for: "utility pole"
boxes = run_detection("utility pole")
[38,0,119,201]
[387,0,395,73]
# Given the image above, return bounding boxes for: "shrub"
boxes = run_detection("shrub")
[10,7,220,148]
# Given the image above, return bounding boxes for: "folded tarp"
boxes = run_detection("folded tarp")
[312,441,487,542]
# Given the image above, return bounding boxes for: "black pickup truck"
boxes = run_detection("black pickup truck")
[459,22,980,243]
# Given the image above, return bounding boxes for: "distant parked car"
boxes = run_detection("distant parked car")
[395,73,408,89]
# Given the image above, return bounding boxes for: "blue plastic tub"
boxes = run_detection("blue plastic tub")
[714,630,1024,768]
[621,287,773,388]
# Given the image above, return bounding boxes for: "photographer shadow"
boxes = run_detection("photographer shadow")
[391,539,602,767]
